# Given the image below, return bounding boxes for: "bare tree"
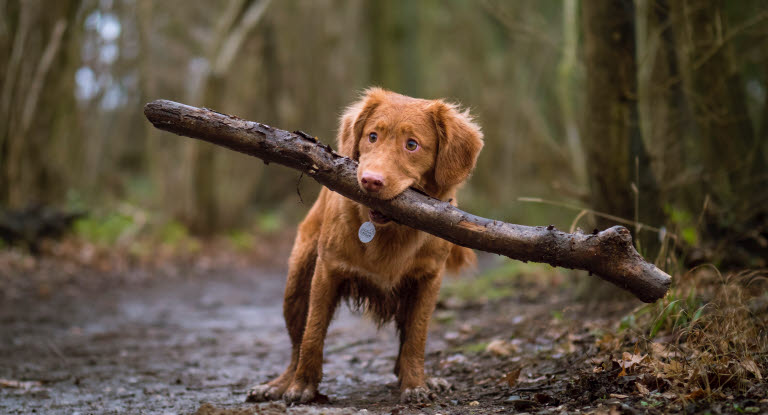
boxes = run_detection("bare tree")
[581,0,664,253]
[185,0,272,234]
[638,0,689,197]
[671,0,758,195]
[0,0,82,207]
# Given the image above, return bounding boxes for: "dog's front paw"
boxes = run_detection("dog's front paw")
[246,384,283,402]
[283,381,317,404]
[426,377,452,393]
[400,386,435,404]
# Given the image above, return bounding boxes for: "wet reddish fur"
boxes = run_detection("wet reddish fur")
[258,88,483,401]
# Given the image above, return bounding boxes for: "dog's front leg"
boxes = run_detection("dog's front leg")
[397,273,443,403]
[283,261,339,404]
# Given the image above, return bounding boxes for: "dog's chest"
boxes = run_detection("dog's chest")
[333,229,436,290]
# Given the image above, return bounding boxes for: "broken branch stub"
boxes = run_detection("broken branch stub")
[143,99,672,302]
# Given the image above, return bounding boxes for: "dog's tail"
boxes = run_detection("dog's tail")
[445,244,476,274]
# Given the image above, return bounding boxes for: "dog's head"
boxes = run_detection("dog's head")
[338,88,483,223]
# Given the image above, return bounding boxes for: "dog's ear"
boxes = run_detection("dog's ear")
[430,101,484,190]
[338,88,385,160]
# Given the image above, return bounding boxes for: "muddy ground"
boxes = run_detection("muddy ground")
[1,252,764,414]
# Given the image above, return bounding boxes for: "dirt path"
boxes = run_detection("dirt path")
[1,258,702,415]
[1,265,426,414]
[0,261,483,413]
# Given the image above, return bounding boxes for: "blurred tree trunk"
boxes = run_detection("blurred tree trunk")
[369,0,422,96]
[581,0,664,253]
[671,0,757,198]
[638,0,689,200]
[761,65,768,171]
[557,0,586,187]
[189,0,271,235]
[137,0,187,221]
[140,0,267,235]
[669,0,767,266]
[0,0,81,207]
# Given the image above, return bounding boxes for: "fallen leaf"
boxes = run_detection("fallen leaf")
[503,368,521,387]
[609,393,628,399]
[596,333,620,351]
[661,360,683,376]
[650,342,670,357]
[615,351,648,377]
[685,389,707,401]
[741,358,763,380]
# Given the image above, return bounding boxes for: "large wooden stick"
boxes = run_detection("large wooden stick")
[144,100,671,302]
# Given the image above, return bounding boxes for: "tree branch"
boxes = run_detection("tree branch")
[144,99,672,303]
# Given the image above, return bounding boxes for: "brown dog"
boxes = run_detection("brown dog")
[247,88,483,404]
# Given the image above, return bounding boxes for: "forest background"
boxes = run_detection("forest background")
[1,0,767,269]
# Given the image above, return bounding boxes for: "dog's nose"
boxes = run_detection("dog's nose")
[361,172,385,192]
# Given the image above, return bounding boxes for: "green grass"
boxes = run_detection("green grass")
[625,282,705,338]
[441,260,562,303]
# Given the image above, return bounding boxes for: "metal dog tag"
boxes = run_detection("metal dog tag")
[358,221,376,243]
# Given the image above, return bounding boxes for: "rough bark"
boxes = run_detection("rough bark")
[144,99,672,302]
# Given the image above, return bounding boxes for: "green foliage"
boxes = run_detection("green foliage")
[665,205,699,246]
[680,227,698,247]
[441,260,561,302]
[159,220,190,245]
[618,313,636,332]
[256,211,283,234]
[639,399,664,408]
[441,261,519,302]
[74,213,136,246]
[155,220,201,254]
[459,341,490,354]
[627,284,705,338]
[227,229,255,251]
[73,206,201,254]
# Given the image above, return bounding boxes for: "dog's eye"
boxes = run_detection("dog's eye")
[368,132,377,143]
[405,139,419,151]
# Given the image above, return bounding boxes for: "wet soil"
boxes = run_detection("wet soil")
[2,254,762,414]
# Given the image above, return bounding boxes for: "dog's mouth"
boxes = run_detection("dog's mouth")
[368,209,391,225]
